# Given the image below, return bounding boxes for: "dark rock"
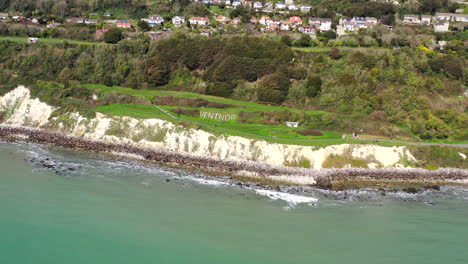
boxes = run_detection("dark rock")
[402,187,418,194]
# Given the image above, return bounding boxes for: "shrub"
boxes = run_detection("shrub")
[257,72,291,104]
[104,28,123,44]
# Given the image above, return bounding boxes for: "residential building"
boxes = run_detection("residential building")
[85,19,99,24]
[148,15,164,26]
[67,18,85,24]
[403,15,421,24]
[0,13,9,20]
[300,4,312,13]
[435,12,453,21]
[250,16,259,23]
[215,16,229,24]
[299,26,316,34]
[259,16,272,25]
[172,16,185,26]
[280,21,291,31]
[253,1,263,9]
[288,5,298,11]
[189,17,210,26]
[421,15,432,25]
[266,23,278,32]
[453,14,468,22]
[116,20,132,28]
[309,17,332,31]
[289,16,302,24]
[434,21,449,32]
[233,1,242,7]
[276,2,286,9]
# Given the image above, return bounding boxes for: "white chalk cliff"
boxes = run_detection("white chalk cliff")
[0,86,417,169]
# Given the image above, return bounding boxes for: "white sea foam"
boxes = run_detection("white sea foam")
[185,176,229,186]
[254,189,317,206]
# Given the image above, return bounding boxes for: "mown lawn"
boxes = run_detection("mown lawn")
[0,36,99,45]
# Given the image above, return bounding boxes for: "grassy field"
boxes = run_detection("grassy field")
[91,103,396,146]
[85,84,411,146]
[0,36,99,45]
[83,84,329,114]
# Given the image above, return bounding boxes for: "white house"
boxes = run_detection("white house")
[287,5,298,11]
[172,16,185,26]
[253,1,263,9]
[148,15,164,26]
[309,17,332,31]
[232,1,242,7]
[286,122,300,127]
[403,15,421,24]
[189,17,210,26]
[434,21,449,32]
[280,21,291,31]
[0,13,8,20]
[365,17,378,25]
[454,14,468,22]
[275,2,286,9]
[299,26,316,34]
[259,16,272,25]
[84,19,99,24]
[421,15,432,25]
[435,12,453,21]
[300,4,312,13]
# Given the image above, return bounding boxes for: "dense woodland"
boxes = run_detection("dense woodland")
[0,33,466,141]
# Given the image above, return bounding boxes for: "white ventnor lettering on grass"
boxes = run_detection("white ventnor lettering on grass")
[200,111,237,122]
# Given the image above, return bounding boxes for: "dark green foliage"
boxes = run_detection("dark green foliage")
[185,2,210,17]
[321,30,337,40]
[206,82,235,97]
[305,75,322,97]
[296,35,311,47]
[280,35,292,46]
[138,20,151,32]
[144,57,169,86]
[257,72,291,104]
[429,55,464,79]
[104,28,123,44]
[344,2,395,18]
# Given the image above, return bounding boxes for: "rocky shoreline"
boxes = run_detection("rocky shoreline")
[1,125,467,191]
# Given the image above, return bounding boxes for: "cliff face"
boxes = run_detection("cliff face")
[0,86,417,169]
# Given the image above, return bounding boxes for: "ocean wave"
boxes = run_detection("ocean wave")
[254,189,318,206]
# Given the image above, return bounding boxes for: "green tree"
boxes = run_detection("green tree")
[296,34,311,47]
[257,72,291,104]
[137,20,151,32]
[305,75,322,97]
[280,35,292,46]
[104,28,123,44]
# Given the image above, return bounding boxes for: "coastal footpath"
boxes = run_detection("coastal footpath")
[1,86,467,189]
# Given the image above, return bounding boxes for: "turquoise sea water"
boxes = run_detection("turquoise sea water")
[1,141,468,264]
